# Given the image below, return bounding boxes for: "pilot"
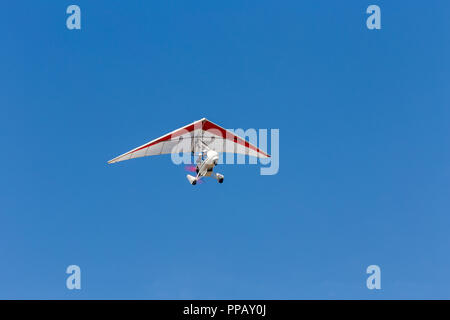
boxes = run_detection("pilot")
[196,151,206,166]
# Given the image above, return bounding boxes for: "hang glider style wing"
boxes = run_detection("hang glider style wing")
[107,118,270,164]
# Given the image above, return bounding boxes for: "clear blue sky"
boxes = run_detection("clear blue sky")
[1,1,449,299]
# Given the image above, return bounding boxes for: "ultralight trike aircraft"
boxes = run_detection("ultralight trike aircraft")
[108,118,270,185]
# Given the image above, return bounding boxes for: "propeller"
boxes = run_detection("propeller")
[184,165,197,172]
[196,177,205,184]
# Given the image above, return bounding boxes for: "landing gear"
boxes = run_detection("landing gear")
[186,174,197,185]
[215,173,224,184]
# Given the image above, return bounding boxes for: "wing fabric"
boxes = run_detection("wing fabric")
[108,118,270,164]
[200,119,270,158]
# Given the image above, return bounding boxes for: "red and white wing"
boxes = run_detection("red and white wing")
[107,118,270,164]
[201,119,270,158]
[107,119,203,164]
